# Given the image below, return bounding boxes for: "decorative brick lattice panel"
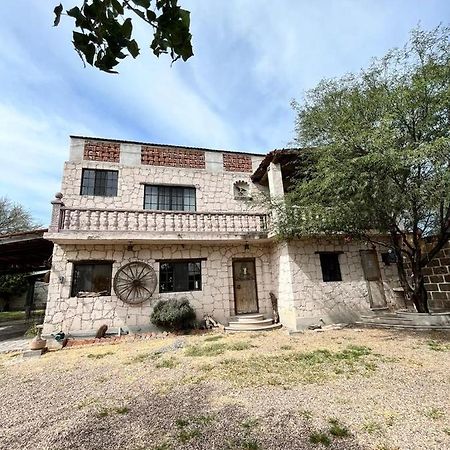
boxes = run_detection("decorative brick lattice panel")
[223,153,253,172]
[141,146,205,169]
[423,241,450,310]
[84,141,120,163]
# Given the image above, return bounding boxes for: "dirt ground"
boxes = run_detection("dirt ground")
[0,328,449,450]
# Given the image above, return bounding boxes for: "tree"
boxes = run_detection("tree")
[0,274,28,312]
[53,0,193,73]
[0,198,37,311]
[0,197,35,235]
[280,26,450,313]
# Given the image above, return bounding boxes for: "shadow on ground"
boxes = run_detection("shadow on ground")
[2,383,368,450]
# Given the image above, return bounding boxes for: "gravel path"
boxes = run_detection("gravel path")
[0,328,448,450]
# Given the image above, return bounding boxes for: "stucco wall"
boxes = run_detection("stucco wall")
[43,242,273,334]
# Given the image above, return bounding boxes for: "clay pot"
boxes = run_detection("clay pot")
[30,325,47,350]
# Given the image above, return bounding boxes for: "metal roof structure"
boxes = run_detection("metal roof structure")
[0,229,53,274]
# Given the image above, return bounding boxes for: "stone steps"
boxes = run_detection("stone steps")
[357,310,450,330]
[225,313,282,332]
[355,322,450,331]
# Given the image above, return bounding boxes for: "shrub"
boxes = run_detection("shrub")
[151,298,196,331]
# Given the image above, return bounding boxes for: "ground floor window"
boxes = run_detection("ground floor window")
[71,261,113,296]
[318,252,342,282]
[159,260,202,293]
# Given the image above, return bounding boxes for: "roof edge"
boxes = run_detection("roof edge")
[70,135,266,157]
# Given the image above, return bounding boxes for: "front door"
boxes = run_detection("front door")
[360,250,387,309]
[232,259,258,314]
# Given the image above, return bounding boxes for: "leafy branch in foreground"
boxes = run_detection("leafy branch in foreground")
[53,0,193,73]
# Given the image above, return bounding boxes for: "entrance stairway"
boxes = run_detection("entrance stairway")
[225,313,282,332]
[356,310,450,331]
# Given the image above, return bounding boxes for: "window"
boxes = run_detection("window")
[81,169,118,196]
[144,185,196,211]
[71,262,113,297]
[159,260,202,293]
[318,252,342,282]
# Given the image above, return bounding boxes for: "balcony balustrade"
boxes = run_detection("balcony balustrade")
[54,207,270,236]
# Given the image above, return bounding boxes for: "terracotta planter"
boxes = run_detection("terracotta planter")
[30,325,46,350]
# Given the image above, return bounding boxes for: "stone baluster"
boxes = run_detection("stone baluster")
[245,215,250,232]
[74,209,81,230]
[124,212,129,230]
[222,214,227,232]
[93,210,101,230]
[112,211,119,230]
[206,214,212,232]
[152,212,157,231]
[101,211,108,230]
[144,212,149,231]
[63,209,71,230]
[239,215,244,232]
[134,212,139,231]
[86,210,92,230]
[49,193,64,232]
[199,213,205,231]
[178,213,183,232]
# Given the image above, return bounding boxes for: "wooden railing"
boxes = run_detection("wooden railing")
[56,208,270,235]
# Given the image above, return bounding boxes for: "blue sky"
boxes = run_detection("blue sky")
[0,1,448,225]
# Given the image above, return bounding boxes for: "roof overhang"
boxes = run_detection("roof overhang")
[251,148,304,186]
[0,229,53,274]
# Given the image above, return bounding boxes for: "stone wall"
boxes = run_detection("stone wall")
[61,161,267,213]
[62,137,267,214]
[43,242,273,334]
[271,238,402,330]
[423,240,450,311]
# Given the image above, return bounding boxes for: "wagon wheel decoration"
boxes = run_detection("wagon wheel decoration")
[113,261,157,304]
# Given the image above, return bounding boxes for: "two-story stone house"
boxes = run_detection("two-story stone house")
[43,136,404,335]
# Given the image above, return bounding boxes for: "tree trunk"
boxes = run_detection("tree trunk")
[410,278,429,313]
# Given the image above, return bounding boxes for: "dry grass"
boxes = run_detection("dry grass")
[0,328,449,450]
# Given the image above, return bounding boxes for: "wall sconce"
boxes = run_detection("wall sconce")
[244,242,250,251]
[58,275,65,284]
[127,242,134,252]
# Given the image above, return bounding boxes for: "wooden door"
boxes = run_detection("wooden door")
[360,250,387,309]
[233,259,258,314]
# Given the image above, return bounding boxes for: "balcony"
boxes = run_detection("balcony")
[47,204,270,244]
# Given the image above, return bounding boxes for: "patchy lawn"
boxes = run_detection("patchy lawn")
[0,310,45,323]
[0,328,449,450]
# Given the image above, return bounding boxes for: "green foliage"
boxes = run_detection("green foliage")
[53,0,193,73]
[328,418,351,437]
[0,197,36,235]
[283,25,450,312]
[185,342,227,357]
[150,297,196,330]
[0,274,29,311]
[309,431,331,446]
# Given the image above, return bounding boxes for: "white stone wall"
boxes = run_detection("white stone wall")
[43,242,273,334]
[60,145,267,214]
[271,238,402,329]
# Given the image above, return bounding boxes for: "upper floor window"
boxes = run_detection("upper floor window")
[81,169,118,196]
[318,252,342,282]
[144,185,196,212]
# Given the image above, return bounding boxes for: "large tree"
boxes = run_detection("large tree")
[280,26,450,313]
[53,0,193,73]
[0,197,35,235]
[0,197,37,311]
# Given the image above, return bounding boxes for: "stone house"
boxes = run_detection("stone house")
[43,136,407,335]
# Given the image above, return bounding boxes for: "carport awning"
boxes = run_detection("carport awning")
[0,229,53,274]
